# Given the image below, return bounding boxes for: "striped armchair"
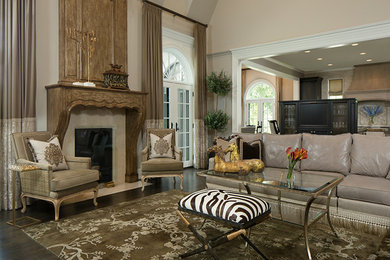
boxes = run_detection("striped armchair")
[11,131,99,221]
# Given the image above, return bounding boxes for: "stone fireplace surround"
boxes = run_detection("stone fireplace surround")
[46,84,147,183]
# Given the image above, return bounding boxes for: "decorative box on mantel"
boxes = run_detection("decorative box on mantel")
[103,64,129,89]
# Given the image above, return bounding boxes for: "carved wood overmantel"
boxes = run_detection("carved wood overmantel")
[46,84,147,183]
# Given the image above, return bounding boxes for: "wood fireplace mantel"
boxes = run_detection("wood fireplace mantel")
[46,84,147,183]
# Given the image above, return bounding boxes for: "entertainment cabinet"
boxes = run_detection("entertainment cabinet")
[280,98,357,135]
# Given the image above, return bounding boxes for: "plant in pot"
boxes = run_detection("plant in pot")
[204,71,232,135]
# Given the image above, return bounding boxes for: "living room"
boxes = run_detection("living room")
[1,0,390,259]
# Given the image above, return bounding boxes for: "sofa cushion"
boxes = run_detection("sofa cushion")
[141,158,183,172]
[350,134,390,178]
[50,169,99,191]
[337,174,390,206]
[262,134,302,169]
[301,133,352,175]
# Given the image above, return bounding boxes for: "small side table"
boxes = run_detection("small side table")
[7,165,41,228]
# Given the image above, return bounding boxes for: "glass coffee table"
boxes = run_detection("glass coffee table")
[198,168,343,260]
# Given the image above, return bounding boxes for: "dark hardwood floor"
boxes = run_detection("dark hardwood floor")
[0,168,205,260]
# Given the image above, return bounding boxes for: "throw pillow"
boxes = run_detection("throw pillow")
[241,141,260,159]
[215,137,239,162]
[149,133,173,158]
[28,136,69,171]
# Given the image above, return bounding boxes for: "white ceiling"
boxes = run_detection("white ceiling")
[268,37,390,73]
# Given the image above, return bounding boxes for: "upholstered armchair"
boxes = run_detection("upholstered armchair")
[11,131,99,221]
[141,128,183,191]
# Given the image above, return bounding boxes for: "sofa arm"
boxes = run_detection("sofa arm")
[16,158,52,171]
[141,147,149,162]
[174,146,182,161]
[64,155,91,169]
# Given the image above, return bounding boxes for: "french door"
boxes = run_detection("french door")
[163,82,193,167]
[247,99,275,133]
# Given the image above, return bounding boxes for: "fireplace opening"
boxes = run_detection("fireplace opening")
[75,128,113,183]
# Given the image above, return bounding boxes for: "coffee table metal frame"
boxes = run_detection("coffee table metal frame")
[197,170,343,260]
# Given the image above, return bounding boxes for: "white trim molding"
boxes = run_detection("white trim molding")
[162,27,194,46]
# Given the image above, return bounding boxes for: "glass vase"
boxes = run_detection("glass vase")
[287,165,295,188]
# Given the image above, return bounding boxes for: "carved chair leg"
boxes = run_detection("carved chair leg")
[52,199,62,221]
[141,176,146,191]
[180,174,184,191]
[93,187,98,207]
[20,193,27,213]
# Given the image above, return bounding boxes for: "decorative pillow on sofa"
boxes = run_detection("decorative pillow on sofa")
[28,136,68,171]
[241,141,261,159]
[351,134,390,178]
[215,137,239,162]
[237,133,262,160]
[262,134,301,169]
[149,133,173,159]
[300,133,352,174]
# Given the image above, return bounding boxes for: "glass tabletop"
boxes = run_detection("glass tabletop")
[198,168,341,194]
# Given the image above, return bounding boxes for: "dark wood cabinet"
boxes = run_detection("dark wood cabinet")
[300,77,322,100]
[280,98,357,135]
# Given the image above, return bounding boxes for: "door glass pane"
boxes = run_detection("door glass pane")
[248,103,258,126]
[163,87,170,128]
[263,102,274,133]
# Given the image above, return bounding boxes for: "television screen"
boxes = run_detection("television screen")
[299,102,329,126]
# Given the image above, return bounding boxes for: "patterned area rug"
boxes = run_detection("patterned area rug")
[24,190,390,260]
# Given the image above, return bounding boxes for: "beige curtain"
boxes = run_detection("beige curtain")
[194,24,208,169]
[275,77,282,123]
[0,0,36,210]
[142,3,163,129]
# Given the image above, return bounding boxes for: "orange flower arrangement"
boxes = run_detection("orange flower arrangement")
[286,147,308,180]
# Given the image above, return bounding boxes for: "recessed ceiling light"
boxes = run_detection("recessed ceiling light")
[316,57,323,61]
[328,63,333,66]
[328,44,345,48]
[304,50,311,53]
[352,43,359,46]
[366,59,373,62]
[360,52,366,55]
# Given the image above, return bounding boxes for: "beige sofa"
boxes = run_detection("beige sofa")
[206,133,390,230]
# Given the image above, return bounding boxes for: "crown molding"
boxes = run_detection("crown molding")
[162,27,194,46]
[230,20,390,60]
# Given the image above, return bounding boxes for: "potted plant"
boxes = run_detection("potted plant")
[204,71,232,133]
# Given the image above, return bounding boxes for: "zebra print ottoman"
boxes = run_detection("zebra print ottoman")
[178,189,271,227]
[177,189,271,259]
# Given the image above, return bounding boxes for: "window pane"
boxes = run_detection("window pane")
[263,102,274,133]
[162,51,188,83]
[186,91,190,103]
[186,148,190,161]
[247,83,275,99]
[248,103,258,126]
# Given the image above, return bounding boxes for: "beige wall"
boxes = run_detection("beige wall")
[207,0,390,54]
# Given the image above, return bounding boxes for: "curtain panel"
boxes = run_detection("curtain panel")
[0,0,37,210]
[142,3,163,130]
[194,24,208,169]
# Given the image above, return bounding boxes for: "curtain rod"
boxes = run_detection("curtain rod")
[142,0,208,28]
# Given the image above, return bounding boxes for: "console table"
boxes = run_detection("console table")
[198,169,343,260]
[46,84,147,182]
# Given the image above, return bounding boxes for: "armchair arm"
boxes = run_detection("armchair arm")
[141,147,149,162]
[16,158,52,171]
[15,159,51,196]
[64,155,91,169]
[174,146,182,161]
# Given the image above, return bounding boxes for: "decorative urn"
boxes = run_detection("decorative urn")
[103,64,129,89]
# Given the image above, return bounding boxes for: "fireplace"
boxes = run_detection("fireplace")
[75,128,113,183]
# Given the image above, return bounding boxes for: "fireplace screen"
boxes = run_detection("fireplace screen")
[75,128,112,183]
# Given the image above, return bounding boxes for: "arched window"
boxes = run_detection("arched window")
[245,80,276,133]
[162,48,193,167]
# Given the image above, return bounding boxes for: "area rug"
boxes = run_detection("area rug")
[24,190,390,260]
